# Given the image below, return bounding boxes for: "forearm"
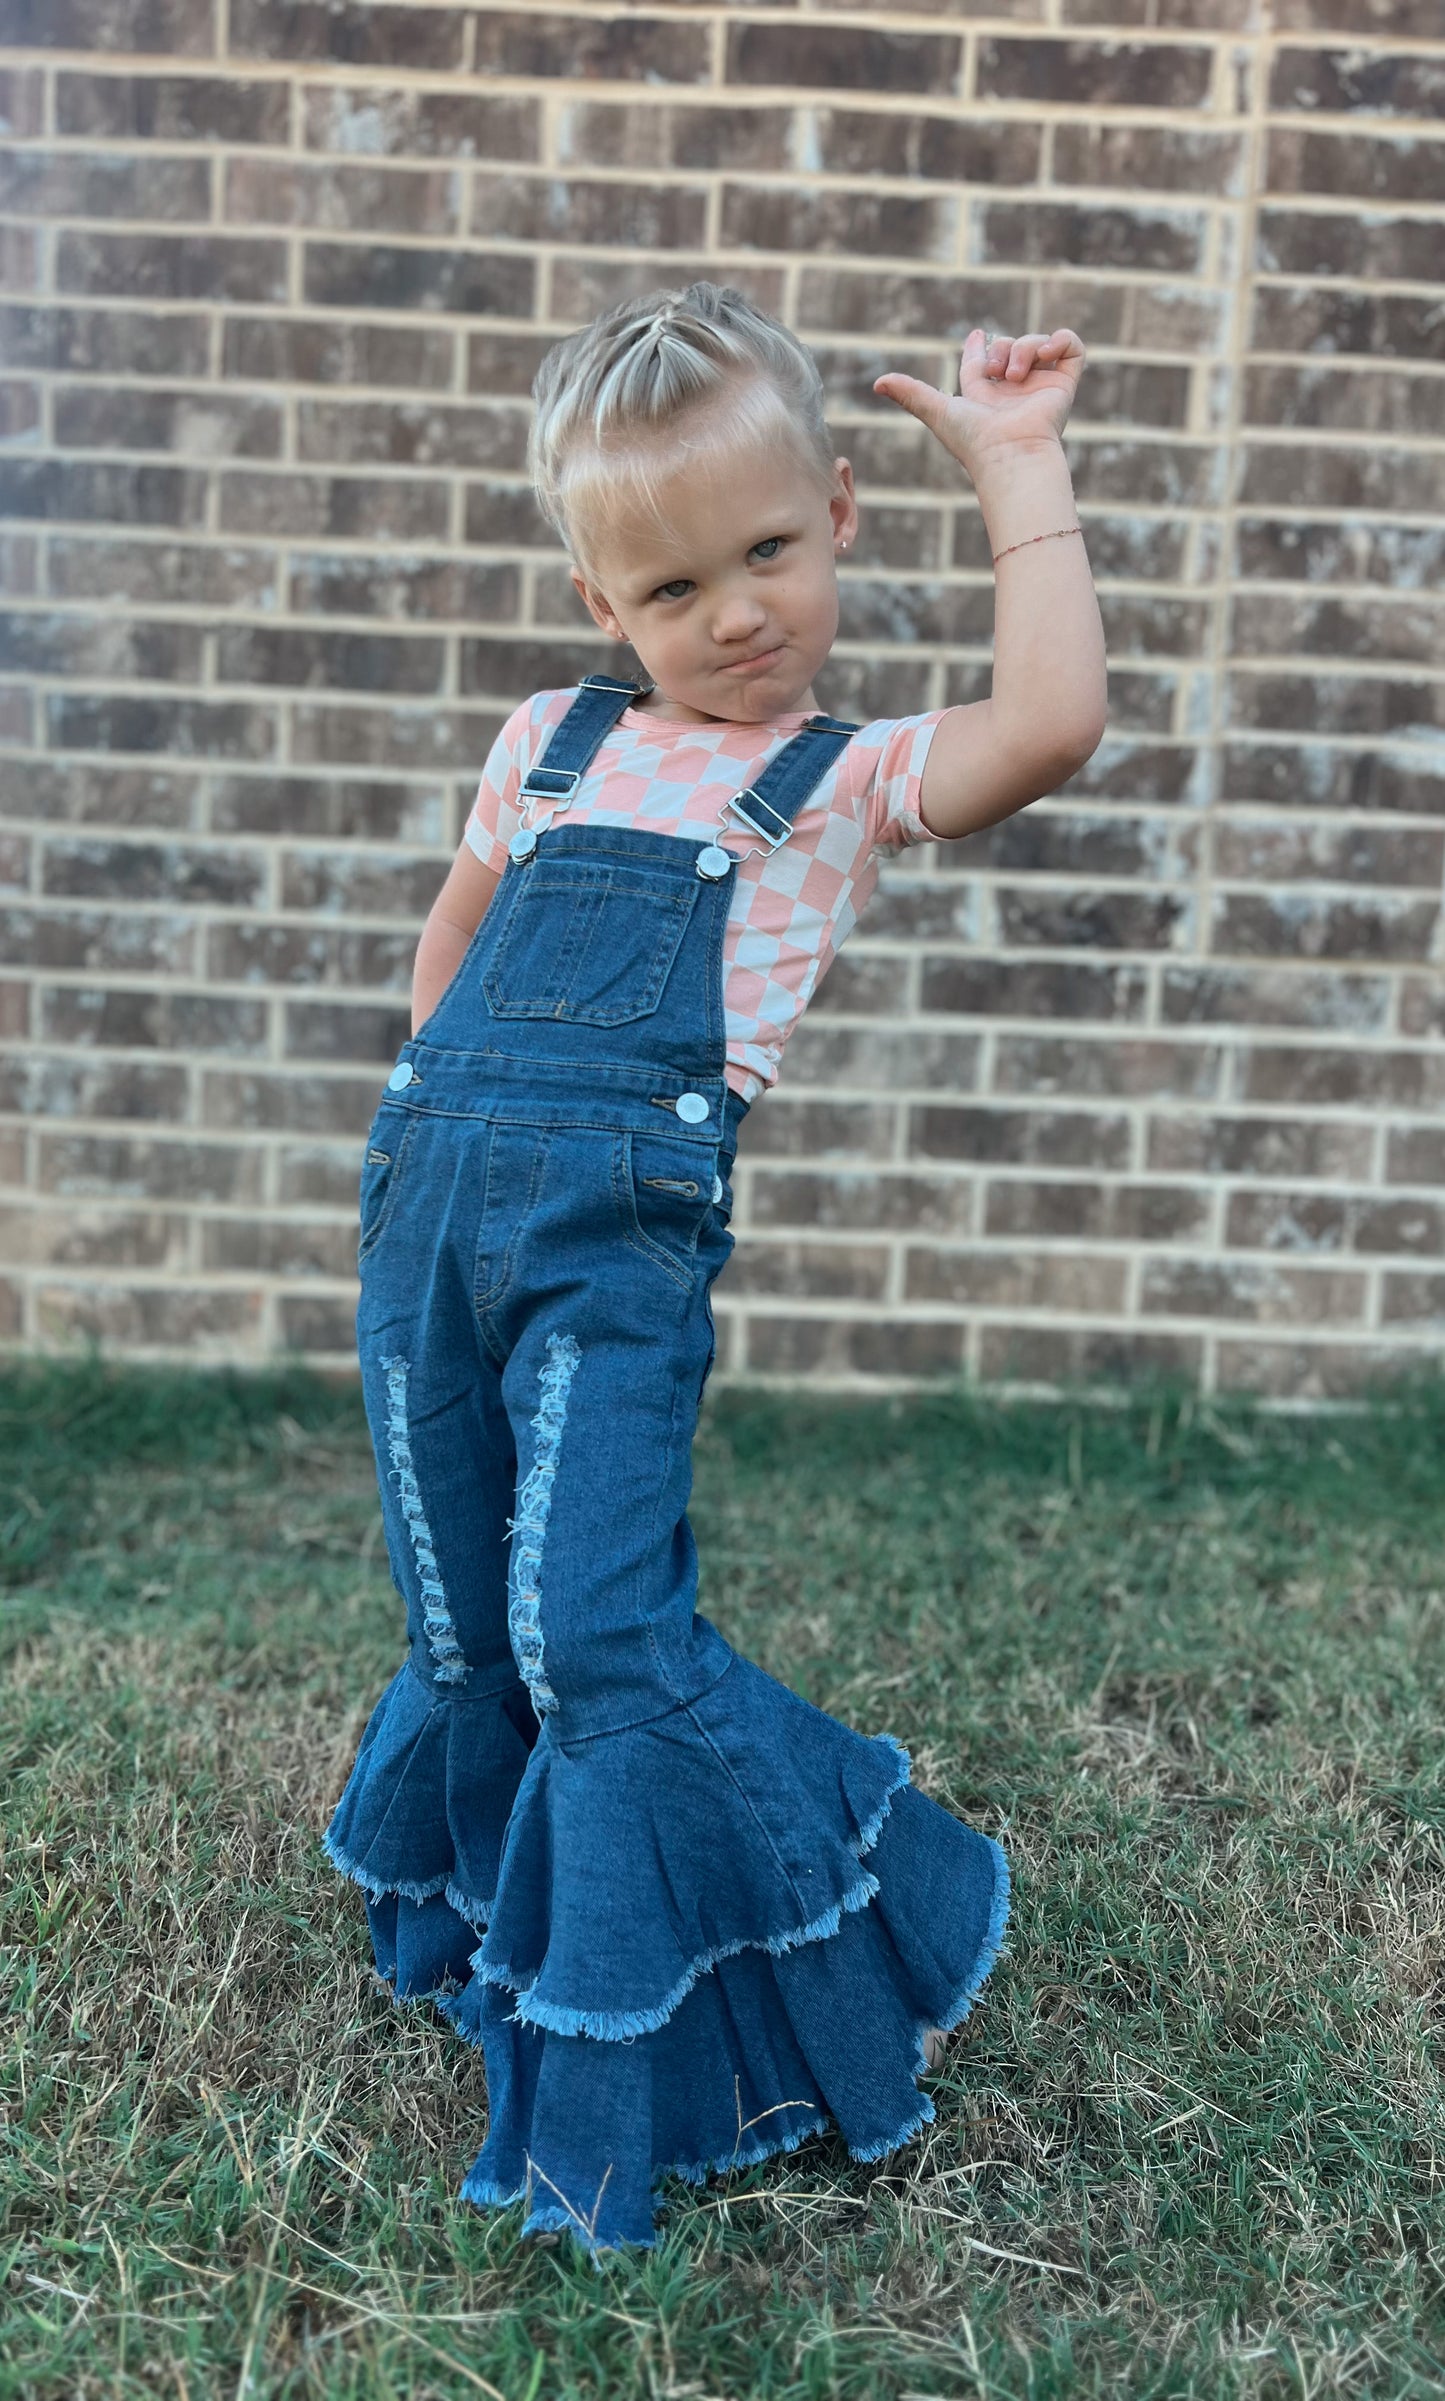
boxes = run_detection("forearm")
[972,439,1108,772]
[411,910,473,1034]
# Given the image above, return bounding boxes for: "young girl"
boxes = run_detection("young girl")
[324,282,1107,2252]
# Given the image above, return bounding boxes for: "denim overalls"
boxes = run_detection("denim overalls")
[325,676,1010,2252]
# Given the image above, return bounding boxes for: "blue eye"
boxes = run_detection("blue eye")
[753,537,783,560]
[654,579,692,602]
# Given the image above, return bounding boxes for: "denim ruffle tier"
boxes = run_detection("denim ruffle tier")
[324,1648,1010,2253]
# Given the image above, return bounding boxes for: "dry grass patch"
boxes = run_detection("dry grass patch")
[3,1361,1444,2399]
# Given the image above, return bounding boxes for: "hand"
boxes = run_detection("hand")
[874,327,1086,478]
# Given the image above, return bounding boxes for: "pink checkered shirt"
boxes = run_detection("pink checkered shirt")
[465,688,947,1102]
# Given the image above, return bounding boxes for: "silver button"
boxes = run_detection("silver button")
[712,1174,724,1204]
[386,1062,415,1091]
[675,1092,709,1124]
[509,825,538,864]
[695,843,732,881]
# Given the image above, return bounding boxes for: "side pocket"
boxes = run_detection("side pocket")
[617,1130,714,1292]
[357,1114,417,1268]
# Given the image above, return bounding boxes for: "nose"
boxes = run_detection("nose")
[712,587,769,645]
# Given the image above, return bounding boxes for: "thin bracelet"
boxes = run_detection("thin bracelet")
[992,523,1084,564]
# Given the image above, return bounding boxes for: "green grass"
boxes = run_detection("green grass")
[3,1356,1444,2400]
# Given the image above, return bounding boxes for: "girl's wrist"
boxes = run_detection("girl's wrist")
[965,437,1079,556]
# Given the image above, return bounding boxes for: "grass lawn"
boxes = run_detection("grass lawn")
[3,1357,1443,2400]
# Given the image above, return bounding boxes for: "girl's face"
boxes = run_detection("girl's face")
[569,416,859,726]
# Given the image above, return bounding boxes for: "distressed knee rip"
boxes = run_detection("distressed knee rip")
[380,1355,468,1687]
[507,1332,580,1720]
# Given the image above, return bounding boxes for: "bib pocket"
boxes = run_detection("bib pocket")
[482,859,698,1027]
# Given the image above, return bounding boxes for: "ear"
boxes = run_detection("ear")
[829,459,860,553]
[571,567,626,642]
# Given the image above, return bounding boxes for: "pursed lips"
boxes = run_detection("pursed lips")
[720,643,784,674]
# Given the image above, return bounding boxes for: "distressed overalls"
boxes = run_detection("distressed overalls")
[325,675,1010,2251]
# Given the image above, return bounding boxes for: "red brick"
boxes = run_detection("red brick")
[1215,1340,1426,1399]
[1146,1114,1373,1181]
[475,172,706,249]
[201,1068,377,1136]
[225,315,457,391]
[978,37,1212,106]
[0,458,208,528]
[303,84,539,159]
[279,1295,361,1353]
[0,905,196,975]
[296,399,526,472]
[744,1315,964,1379]
[303,243,534,318]
[725,1240,890,1303]
[978,1324,1201,1385]
[38,1123,259,1200]
[1239,1045,1443,1111]
[6,0,215,51]
[1269,44,1445,116]
[50,694,277,766]
[48,536,278,614]
[756,1026,980,1096]
[57,70,287,141]
[1211,891,1439,963]
[40,986,269,1053]
[984,1179,1208,1244]
[1140,1258,1366,1325]
[1386,1127,1445,1187]
[225,158,462,238]
[726,22,960,95]
[201,1216,357,1277]
[0,150,212,222]
[723,185,958,264]
[0,302,212,380]
[54,386,282,459]
[751,1170,975,1238]
[229,0,463,68]
[1161,966,1390,1034]
[913,1105,1130,1170]
[740,1099,897,1164]
[42,839,264,907]
[905,1246,1128,1313]
[37,1282,264,1350]
[1381,1274,1445,1327]
[58,230,286,306]
[219,471,450,542]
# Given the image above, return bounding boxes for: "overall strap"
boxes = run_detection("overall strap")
[726,712,862,851]
[520,672,652,804]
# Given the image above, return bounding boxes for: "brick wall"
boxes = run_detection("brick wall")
[1,0,1442,1398]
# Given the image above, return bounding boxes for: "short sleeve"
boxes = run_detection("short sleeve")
[849,710,949,852]
[463,698,536,872]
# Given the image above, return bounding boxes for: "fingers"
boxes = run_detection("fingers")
[872,370,947,432]
[972,326,1085,381]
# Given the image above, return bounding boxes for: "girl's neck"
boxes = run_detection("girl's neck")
[630,684,820,726]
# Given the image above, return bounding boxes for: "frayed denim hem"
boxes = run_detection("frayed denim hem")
[483,1871,883,2040]
[479,1738,912,2041]
[321,1826,493,1930]
[938,1834,1011,2037]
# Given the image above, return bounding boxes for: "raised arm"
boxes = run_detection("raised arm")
[412,841,501,1034]
[874,327,1107,840]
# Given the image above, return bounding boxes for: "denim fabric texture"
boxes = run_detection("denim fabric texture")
[325,680,1011,2253]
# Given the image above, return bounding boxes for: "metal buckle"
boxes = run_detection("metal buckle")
[726,787,793,850]
[521,767,582,800]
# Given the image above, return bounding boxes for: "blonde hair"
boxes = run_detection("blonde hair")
[527,281,840,579]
